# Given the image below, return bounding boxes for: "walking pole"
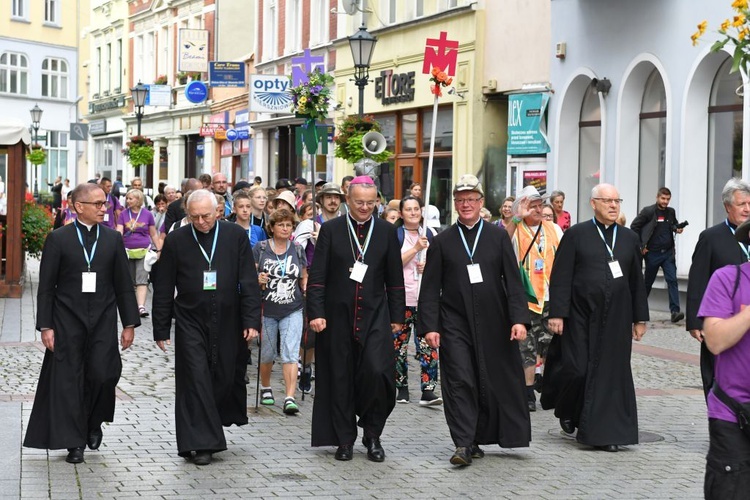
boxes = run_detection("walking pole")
[255,301,264,412]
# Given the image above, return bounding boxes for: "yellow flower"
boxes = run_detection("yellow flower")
[691,32,701,46]
[733,0,748,11]
[721,19,732,32]
[733,14,746,28]
[698,20,708,35]
[299,96,307,105]
[741,27,750,40]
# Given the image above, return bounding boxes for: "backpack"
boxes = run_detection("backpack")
[396,226,435,246]
[258,239,306,264]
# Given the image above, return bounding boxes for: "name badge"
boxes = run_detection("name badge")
[608,260,623,279]
[350,261,368,283]
[82,272,97,293]
[467,263,483,284]
[103,213,110,222]
[534,258,544,274]
[203,271,217,290]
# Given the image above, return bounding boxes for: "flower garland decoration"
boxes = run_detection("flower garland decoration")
[289,68,335,121]
[26,144,46,165]
[429,66,454,97]
[122,135,155,167]
[693,1,750,75]
[333,115,391,164]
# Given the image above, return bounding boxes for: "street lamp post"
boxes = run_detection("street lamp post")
[130,81,148,137]
[348,24,378,117]
[29,104,43,201]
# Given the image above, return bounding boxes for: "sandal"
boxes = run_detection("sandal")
[283,397,299,415]
[261,388,275,406]
[139,306,149,318]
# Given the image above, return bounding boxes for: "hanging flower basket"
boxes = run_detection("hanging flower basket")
[26,144,46,165]
[21,200,53,258]
[122,135,155,167]
[289,68,335,122]
[333,115,391,164]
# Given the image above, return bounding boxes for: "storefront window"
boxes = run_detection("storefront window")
[578,84,601,222]
[708,58,743,225]
[422,156,452,230]
[401,112,417,154]
[638,69,667,210]
[422,108,453,152]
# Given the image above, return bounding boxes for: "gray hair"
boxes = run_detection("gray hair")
[164,184,176,193]
[186,189,218,209]
[722,177,750,206]
[550,190,565,201]
[590,183,618,199]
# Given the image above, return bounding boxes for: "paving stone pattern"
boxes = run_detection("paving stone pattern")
[0,261,708,499]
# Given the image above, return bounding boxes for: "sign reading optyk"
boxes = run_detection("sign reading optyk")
[507,93,550,155]
[249,75,292,113]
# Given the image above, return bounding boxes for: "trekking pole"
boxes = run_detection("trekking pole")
[255,300,264,412]
[301,314,308,401]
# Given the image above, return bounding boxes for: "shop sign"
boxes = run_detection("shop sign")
[146,85,172,107]
[209,62,245,88]
[523,170,547,196]
[507,93,550,155]
[374,70,415,105]
[249,75,292,113]
[89,120,107,136]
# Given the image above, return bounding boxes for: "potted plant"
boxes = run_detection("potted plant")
[176,72,189,85]
[122,135,155,167]
[333,114,391,164]
[154,74,168,85]
[26,144,46,165]
[21,200,53,258]
[189,72,202,82]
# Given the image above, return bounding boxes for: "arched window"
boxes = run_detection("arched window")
[578,83,601,221]
[638,69,667,208]
[707,58,742,225]
[0,52,28,95]
[42,57,68,99]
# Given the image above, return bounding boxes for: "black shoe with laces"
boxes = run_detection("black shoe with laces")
[396,386,409,403]
[671,312,684,323]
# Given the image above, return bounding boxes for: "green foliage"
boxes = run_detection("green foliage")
[333,115,391,164]
[289,68,335,121]
[26,146,46,165]
[122,135,154,167]
[21,201,53,258]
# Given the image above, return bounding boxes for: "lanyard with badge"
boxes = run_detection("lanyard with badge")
[459,219,484,284]
[74,220,99,293]
[726,219,750,262]
[270,239,290,278]
[347,216,374,283]
[592,218,622,278]
[127,207,143,235]
[103,194,112,223]
[192,223,220,290]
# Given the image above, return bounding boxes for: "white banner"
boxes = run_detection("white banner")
[249,75,292,114]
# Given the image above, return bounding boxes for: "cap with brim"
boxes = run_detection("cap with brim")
[736,219,750,244]
[425,205,441,228]
[274,190,297,210]
[233,181,252,192]
[453,174,484,196]
[515,184,549,202]
[294,177,308,185]
[315,182,345,202]
[315,180,327,188]
[276,178,293,190]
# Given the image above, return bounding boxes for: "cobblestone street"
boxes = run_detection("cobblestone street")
[0,260,708,499]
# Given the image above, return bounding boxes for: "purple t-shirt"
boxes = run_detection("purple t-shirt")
[117,208,155,250]
[697,263,750,424]
[103,193,122,229]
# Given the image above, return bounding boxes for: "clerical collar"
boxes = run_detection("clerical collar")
[458,217,481,231]
[195,222,218,237]
[594,218,614,231]
[78,221,95,231]
[727,219,738,230]
[348,214,371,227]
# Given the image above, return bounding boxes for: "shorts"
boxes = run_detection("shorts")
[127,257,149,286]
[519,304,552,368]
[260,309,304,365]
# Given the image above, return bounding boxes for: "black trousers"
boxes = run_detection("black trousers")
[705,418,750,500]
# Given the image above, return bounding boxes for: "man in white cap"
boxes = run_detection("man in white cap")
[506,185,563,413]
[418,174,530,466]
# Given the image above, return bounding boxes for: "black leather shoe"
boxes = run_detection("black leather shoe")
[193,450,212,465]
[334,444,353,461]
[66,447,84,464]
[671,312,684,323]
[470,444,485,459]
[528,400,537,412]
[362,436,385,462]
[87,425,103,450]
[596,444,619,452]
[450,447,472,466]
[560,418,576,434]
[178,451,193,459]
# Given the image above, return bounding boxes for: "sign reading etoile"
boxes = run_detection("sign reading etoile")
[422,31,458,76]
[291,49,325,86]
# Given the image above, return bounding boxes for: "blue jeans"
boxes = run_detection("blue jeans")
[644,249,680,314]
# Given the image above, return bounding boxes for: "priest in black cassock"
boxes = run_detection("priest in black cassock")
[307,175,405,463]
[152,189,261,466]
[24,182,140,464]
[541,183,649,452]
[418,174,531,467]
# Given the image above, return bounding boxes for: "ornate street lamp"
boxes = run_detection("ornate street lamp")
[130,81,148,136]
[29,104,43,200]
[348,24,377,117]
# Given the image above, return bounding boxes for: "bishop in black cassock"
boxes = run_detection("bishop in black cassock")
[541,184,649,452]
[307,177,405,462]
[152,190,261,465]
[24,183,140,464]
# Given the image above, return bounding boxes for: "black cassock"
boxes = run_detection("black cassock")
[541,220,649,447]
[307,215,405,447]
[418,221,531,449]
[152,221,261,454]
[24,223,140,450]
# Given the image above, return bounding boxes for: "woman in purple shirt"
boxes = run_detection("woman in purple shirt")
[117,189,161,317]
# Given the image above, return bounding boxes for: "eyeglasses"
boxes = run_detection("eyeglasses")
[454,197,483,205]
[78,201,107,209]
[593,198,623,205]
[189,213,215,221]
[351,200,377,208]
[542,214,554,220]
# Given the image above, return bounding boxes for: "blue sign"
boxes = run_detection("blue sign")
[185,81,208,104]
[209,62,246,88]
[225,128,238,141]
[507,93,550,155]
